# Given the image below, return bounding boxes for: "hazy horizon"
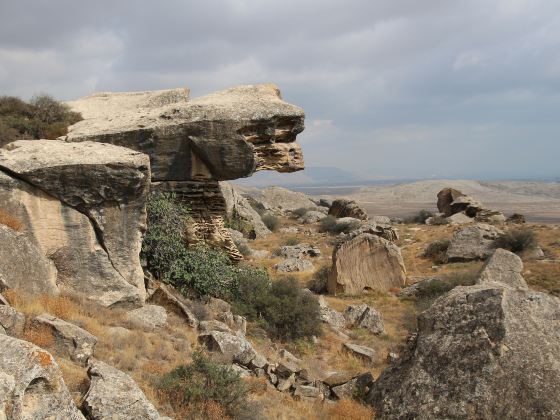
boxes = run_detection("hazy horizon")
[1,1,559,179]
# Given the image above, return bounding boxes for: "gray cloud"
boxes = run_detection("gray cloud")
[1,0,559,179]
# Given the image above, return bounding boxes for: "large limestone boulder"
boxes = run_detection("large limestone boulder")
[437,187,483,217]
[220,181,270,238]
[367,282,560,419]
[64,85,305,259]
[446,223,502,262]
[198,331,256,365]
[328,199,368,221]
[478,248,527,289]
[0,140,150,307]
[83,360,161,419]
[0,225,58,296]
[34,313,97,366]
[0,335,85,419]
[328,234,406,295]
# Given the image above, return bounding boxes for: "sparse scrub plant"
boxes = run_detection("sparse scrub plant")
[493,228,537,254]
[157,351,250,419]
[404,209,434,224]
[291,207,310,218]
[319,215,360,234]
[423,239,450,264]
[307,265,330,294]
[261,212,279,231]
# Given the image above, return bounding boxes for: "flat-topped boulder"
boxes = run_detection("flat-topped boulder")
[0,140,150,307]
[64,84,304,181]
[63,85,305,260]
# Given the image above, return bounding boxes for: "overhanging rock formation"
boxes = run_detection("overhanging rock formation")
[63,84,305,258]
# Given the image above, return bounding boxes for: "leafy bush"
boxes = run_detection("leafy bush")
[404,209,434,224]
[233,276,321,341]
[158,351,249,419]
[493,229,537,254]
[423,239,450,264]
[142,192,262,299]
[319,215,360,234]
[0,94,82,146]
[261,212,279,231]
[307,266,330,294]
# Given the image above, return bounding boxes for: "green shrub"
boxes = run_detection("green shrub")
[261,212,279,231]
[423,239,450,264]
[404,209,434,224]
[224,208,253,237]
[319,215,360,234]
[158,351,249,418]
[307,266,330,294]
[233,276,321,341]
[0,94,81,146]
[493,229,537,254]
[413,271,478,310]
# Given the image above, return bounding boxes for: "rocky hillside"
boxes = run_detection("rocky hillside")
[1,87,559,419]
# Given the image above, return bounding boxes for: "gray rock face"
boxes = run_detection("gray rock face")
[0,140,151,307]
[220,181,270,238]
[0,293,8,306]
[0,306,25,337]
[0,335,85,419]
[317,296,346,330]
[198,331,256,365]
[274,244,321,259]
[84,359,161,419]
[255,186,316,213]
[478,248,527,289]
[343,304,384,335]
[0,225,58,297]
[446,223,502,262]
[331,372,374,400]
[298,210,327,224]
[34,313,97,365]
[347,221,399,243]
[147,281,199,328]
[65,86,305,260]
[343,343,376,362]
[367,283,560,419]
[328,234,406,295]
[446,212,473,225]
[329,199,368,221]
[274,258,314,273]
[126,304,167,331]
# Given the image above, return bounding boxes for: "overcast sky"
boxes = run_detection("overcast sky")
[1,0,559,180]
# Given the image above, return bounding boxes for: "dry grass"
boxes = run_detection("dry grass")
[0,208,23,231]
[326,399,376,419]
[24,324,55,348]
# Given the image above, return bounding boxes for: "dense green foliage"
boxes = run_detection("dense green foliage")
[158,351,249,418]
[0,94,82,146]
[423,239,451,264]
[493,228,537,254]
[233,276,322,341]
[143,193,322,341]
[224,208,253,237]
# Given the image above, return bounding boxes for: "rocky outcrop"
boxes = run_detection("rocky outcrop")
[273,244,321,259]
[0,140,150,307]
[346,221,399,243]
[328,234,406,295]
[274,258,314,273]
[34,313,97,365]
[478,248,527,288]
[0,225,58,296]
[0,306,25,337]
[367,279,560,419]
[328,199,368,221]
[343,304,384,335]
[253,186,316,213]
[64,85,305,259]
[437,188,483,217]
[0,335,85,419]
[84,359,161,419]
[198,331,256,365]
[126,304,168,331]
[446,223,502,262]
[220,181,270,238]
[298,210,327,224]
